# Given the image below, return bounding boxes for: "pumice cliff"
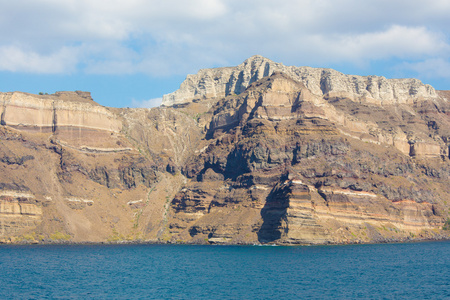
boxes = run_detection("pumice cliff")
[1,56,449,245]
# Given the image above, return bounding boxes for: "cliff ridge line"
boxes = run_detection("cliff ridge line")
[162,55,438,106]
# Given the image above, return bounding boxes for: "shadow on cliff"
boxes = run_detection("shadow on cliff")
[257,183,290,243]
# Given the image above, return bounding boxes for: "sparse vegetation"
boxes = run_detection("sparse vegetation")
[49,231,71,241]
[107,227,125,242]
[133,209,143,229]
[443,219,450,230]
[18,232,44,242]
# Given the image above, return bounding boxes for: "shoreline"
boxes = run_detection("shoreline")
[1,235,449,247]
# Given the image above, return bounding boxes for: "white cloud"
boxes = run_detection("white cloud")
[130,97,162,108]
[300,26,450,66]
[0,0,449,82]
[0,45,79,73]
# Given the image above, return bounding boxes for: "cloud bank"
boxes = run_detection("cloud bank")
[1,0,449,84]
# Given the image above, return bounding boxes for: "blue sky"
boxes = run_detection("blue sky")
[1,0,449,108]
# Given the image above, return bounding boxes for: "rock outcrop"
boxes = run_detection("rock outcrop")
[162,55,437,106]
[0,56,449,245]
[0,189,43,237]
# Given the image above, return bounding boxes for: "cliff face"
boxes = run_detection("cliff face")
[1,56,449,245]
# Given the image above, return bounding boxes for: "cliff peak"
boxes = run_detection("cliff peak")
[240,54,274,66]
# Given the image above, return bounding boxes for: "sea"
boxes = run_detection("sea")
[0,241,449,299]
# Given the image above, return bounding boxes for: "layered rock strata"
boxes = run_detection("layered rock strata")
[0,91,121,133]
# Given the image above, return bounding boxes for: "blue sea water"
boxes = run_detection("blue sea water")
[0,242,449,299]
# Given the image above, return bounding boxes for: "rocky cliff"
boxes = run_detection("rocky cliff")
[1,56,449,245]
